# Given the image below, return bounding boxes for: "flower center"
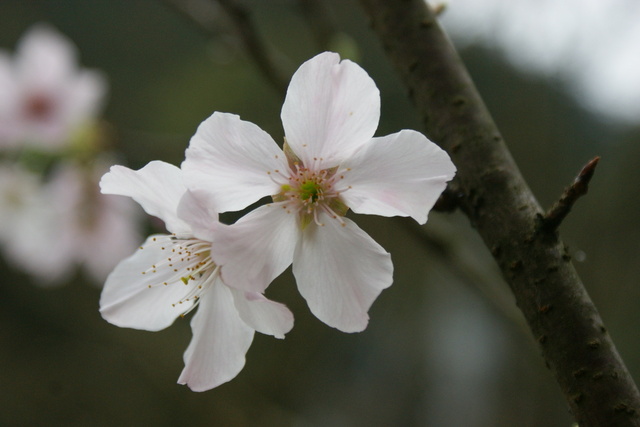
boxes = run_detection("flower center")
[140,235,219,315]
[272,159,349,228]
[23,93,56,121]
[299,179,321,202]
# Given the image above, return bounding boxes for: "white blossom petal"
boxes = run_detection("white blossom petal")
[100,235,195,331]
[0,54,18,145]
[80,193,142,283]
[183,112,285,213]
[4,198,76,285]
[176,190,218,242]
[340,130,456,224]
[64,69,107,125]
[230,289,294,339]
[178,281,254,391]
[211,203,299,293]
[292,212,393,333]
[16,25,76,86]
[100,161,191,234]
[0,52,13,97]
[281,52,380,169]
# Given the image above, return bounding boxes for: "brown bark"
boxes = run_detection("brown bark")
[357,0,640,425]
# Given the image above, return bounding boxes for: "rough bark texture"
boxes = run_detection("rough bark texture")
[357,1,640,425]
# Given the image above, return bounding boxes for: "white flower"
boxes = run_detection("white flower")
[0,25,106,150]
[0,163,42,242]
[99,161,294,391]
[0,160,141,285]
[183,52,456,333]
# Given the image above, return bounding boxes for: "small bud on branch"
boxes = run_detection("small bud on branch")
[540,156,600,233]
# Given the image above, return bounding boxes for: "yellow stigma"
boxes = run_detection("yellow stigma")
[299,180,321,202]
[269,142,351,228]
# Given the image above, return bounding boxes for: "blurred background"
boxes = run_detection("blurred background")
[1,0,639,426]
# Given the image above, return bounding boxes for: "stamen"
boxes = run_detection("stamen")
[313,208,324,226]
[322,204,346,226]
[175,266,220,316]
[139,235,219,314]
[272,154,352,227]
[266,167,291,186]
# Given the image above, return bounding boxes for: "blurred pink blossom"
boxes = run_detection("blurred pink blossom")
[0,25,106,150]
[0,160,142,285]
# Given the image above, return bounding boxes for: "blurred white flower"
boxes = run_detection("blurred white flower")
[0,24,106,150]
[183,52,456,333]
[0,163,42,243]
[100,161,294,391]
[2,160,141,285]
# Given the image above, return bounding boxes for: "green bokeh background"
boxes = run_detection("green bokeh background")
[1,1,639,426]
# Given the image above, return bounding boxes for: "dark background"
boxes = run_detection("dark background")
[1,1,639,426]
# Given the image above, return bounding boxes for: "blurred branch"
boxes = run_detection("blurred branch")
[540,156,600,232]
[296,0,336,51]
[431,2,447,16]
[358,1,640,426]
[162,0,224,38]
[431,187,461,212]
[162,0,289,94]
[214,0,289,94]
[402,219,530,338]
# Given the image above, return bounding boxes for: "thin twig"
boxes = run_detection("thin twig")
[296,0,336,51]
[541,156,600,232]
[162,0,289,94]
[215,0,289,94]
[402,218,529,337]
[162,0,223,38]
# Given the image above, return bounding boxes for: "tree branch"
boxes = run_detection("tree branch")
[541,156,600,232]
[357,1,640,425]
